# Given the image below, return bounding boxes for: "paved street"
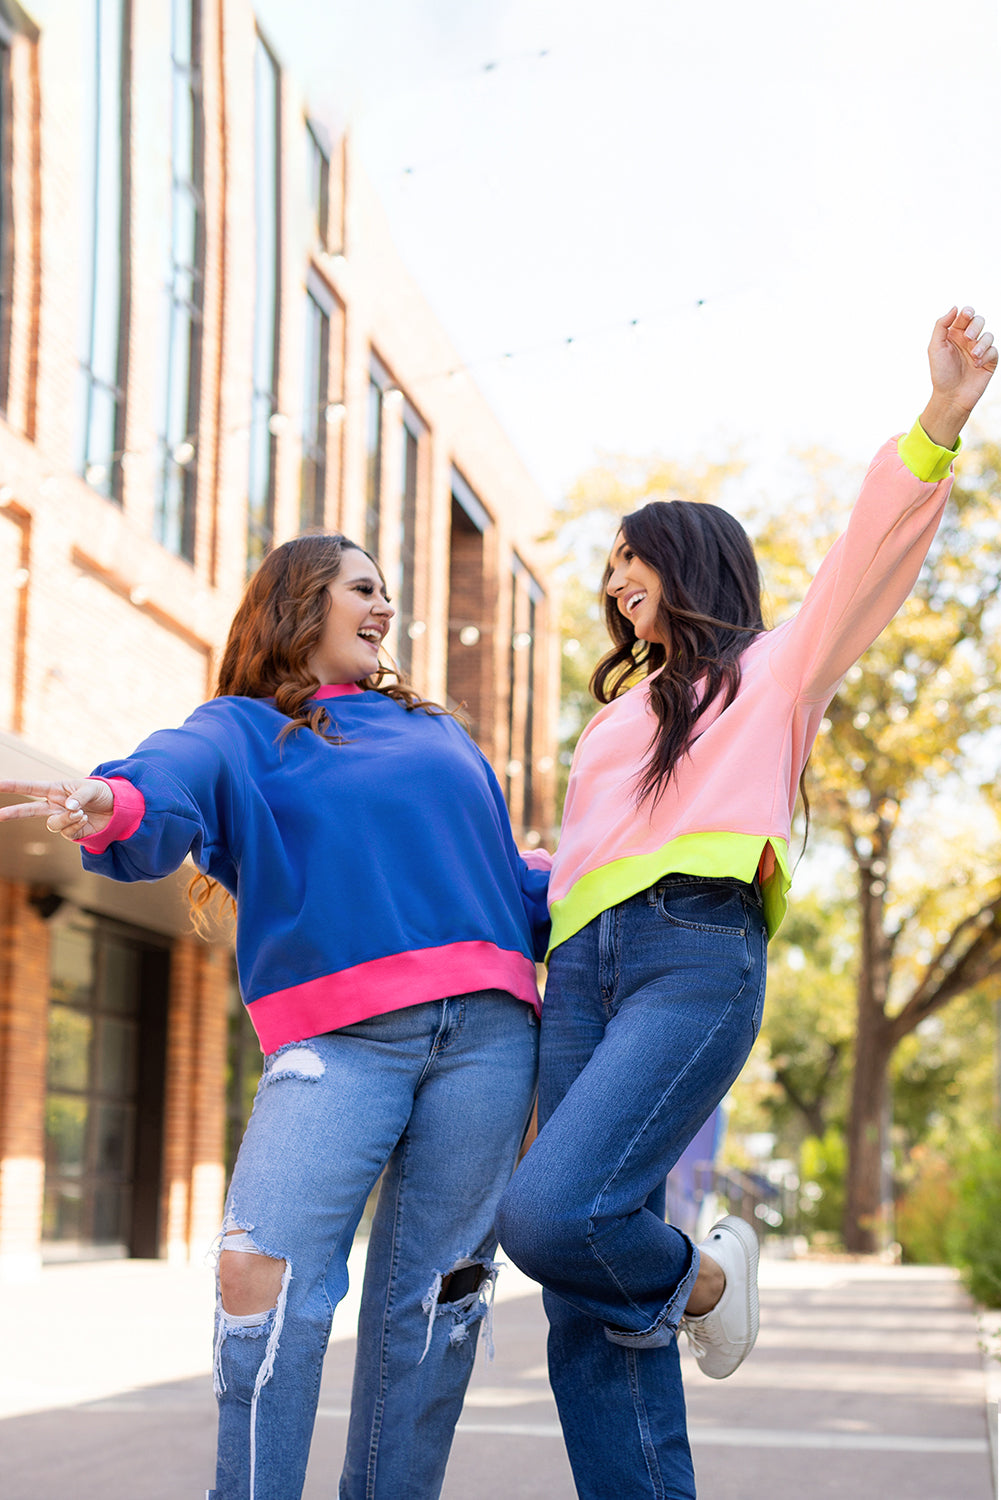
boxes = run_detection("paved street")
[1,1250,996,1498]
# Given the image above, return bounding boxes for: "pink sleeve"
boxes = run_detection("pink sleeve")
[769,437,952,703]
[520,847,553,872]
[80,778,147,854]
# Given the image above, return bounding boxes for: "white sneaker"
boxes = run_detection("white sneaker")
[680,1215,759,1379]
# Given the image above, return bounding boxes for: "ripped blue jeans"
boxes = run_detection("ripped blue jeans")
[208,990,539,1500]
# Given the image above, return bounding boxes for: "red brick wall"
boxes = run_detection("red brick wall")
[161,935,229,1262]
[0,880,49,1273]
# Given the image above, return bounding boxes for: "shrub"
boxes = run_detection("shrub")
[947,1134,1001,1308]
[799,1128,846,1240]
[894,1150,957,1264]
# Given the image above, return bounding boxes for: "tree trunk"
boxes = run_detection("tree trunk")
[843,1010,893,1252]
[843,853,894,1253]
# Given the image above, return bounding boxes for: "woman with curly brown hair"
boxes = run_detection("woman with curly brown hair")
[0,532,548,1500]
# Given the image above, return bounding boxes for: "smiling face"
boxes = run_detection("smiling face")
[606,531,667,646]
[306,548,394,684]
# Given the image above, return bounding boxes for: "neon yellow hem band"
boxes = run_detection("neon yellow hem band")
[547,832,793,959]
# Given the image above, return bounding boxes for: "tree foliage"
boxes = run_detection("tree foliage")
[754,436,1001,1248]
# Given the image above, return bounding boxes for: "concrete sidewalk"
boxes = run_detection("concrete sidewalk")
[0,1251,997,1498]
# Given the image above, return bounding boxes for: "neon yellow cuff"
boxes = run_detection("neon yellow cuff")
[897,419,961,483]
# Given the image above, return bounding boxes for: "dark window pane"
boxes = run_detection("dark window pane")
[398,425,419,674]
[365,376,382,555]
[92,1184,128,1244]
[47,1007,92,1092]
[50,925,95,1007]
[95,1101,135,1176]
[101,940,140,1015]
[45,1094,88,1174]
[299,288,328,530]
[97,1018,138,1095]
[43,1185,83,1242]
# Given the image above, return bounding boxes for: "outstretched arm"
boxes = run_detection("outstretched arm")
[0,778,114,842]
[920,305,997,448]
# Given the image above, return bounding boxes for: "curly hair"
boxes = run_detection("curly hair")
[190,532,450,927]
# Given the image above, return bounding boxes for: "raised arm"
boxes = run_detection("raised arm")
[919,305,997,447]
[769,305,995,702]
[0,777,114,841]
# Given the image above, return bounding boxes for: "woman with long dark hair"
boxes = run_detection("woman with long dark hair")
[497,305,997,1498]
[0,533,548,1500]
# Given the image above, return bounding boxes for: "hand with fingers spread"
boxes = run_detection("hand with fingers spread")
[0,777,114,842]
[921,305,997,449]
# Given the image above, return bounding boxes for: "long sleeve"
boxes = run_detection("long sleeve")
[80,715,243,892]
[768,435,954,703]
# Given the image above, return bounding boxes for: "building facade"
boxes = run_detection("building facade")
[0,0,557,1279]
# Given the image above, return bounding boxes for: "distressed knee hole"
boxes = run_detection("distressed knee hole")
[261,1043,324,1087]
[219,1230,287,1317]
[213,1243,293,1401]
[439,1262,488,1303]
[420,1257,500,1363]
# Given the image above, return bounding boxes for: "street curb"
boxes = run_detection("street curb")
[978,1307,1001,1499]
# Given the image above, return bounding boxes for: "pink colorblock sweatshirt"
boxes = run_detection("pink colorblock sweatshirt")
[547,423,957,954]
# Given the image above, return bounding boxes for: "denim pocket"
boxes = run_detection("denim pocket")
[652,878,752,935]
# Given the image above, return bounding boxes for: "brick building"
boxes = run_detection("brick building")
[0,0,558,1279]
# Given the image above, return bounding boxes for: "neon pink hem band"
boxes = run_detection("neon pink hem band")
[246,940,541,1052]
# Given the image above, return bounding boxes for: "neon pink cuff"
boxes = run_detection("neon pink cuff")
[80,778,146,854]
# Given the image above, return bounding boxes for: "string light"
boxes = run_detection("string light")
[20,293,720,512]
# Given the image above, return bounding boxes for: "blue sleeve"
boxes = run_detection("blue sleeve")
[517,858,552,963]
[80,716,243,891]
[476,747,551,962]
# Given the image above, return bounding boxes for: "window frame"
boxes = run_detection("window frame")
[77,0,131,506]
[154,0,205,562]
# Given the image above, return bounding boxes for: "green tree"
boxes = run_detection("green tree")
[753,437,1001,1252]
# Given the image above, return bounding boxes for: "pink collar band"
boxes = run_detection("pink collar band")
[312,682,366,699]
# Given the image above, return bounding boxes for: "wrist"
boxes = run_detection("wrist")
[918,393,971,450]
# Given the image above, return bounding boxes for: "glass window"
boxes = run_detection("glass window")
[154,0,203,561]
[247,32,280,571]
[299,278,330,531]
[397,418,420,675]
[0,34,11,414]
[77,0,128,503]
[364,374,383,557]
[306,119,329,250]
[42,916,159,1257]
[507,557,543,826]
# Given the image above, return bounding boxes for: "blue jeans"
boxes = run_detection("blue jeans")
[208,990,539,1500]
[497,877,767,1500]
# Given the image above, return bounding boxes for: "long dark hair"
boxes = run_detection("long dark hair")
[592,499,765,804]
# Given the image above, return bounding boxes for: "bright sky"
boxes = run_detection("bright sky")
[257,0,1001,507]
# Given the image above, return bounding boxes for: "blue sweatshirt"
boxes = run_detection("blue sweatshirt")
[81,684,550,1052]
